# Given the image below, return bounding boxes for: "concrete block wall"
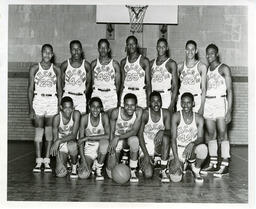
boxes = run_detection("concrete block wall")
[8,5,248,144]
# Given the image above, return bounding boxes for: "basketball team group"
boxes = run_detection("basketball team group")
[28,35,233,184]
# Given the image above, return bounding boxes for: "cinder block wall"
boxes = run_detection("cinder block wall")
[8,5,248,144]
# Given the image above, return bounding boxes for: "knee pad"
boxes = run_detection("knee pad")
[56,164,67,178]
[208,139,218,156]
[195,144,208,160]
[67,141,78,156]
[34,128,44,142]
[128,136,139,153]
[99,139,109,155]
[221,140,230,159]
[45,126,53,142]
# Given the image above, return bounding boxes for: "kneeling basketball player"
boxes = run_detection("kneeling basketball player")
[77,97,110,181]
[50,96,81,178]
[170,93,208,183]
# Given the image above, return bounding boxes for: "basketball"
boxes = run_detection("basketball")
[112,164,131,184]
[169,160,183,182]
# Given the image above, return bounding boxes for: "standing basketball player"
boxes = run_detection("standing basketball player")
[28,44,62,173]
[77,97,110,181]
[120,35,151,108]
[177,40,207,114]
[150,38,178,112]
[50,96,81,178]
[201,44,233,177]
[138,91,171,182]
[91,39,121,115]
[61,40,91,115]
[107,93,143,182]
[170,93,208,183]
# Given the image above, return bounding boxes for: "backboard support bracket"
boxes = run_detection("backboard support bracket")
[106,23,115,40]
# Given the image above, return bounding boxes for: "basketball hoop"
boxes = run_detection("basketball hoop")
[126,5,148,33]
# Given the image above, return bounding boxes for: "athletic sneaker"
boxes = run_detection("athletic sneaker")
[70,164,78,179]
[33,158,43,173]
[200,163,218,175]
[121,155,129,165]
[154,156,161,169]
[213,161,229,178]
[95,167,104,181]
[130,169,139,183]
[43,158,52,173]
[161,169,170,183]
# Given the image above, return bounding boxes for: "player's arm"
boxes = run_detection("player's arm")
[85,113,110,141]
[50,114,60,156]
[177,62,183,78]
[113,60,121,102]
[78,114,88,163]
[53,65,63,106]
[84,60,92,94]
[194,114,204,145]
[27,64,38,119]
[108,108,119,153]
[138,110,150,158]
[141,57,151,106]
[118,108,143,139]
[170,112,180,163]
[222,64,233,124]
[60,60,68,91]
[119,58,126,103]
[90,59,97,89]
[168,60,178,113]
[198,62,207,115]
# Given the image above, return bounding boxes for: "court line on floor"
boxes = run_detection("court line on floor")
[231,151,248,162]
[8,151,34,163]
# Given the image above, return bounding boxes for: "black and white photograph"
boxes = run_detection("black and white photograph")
[1,0,255,208]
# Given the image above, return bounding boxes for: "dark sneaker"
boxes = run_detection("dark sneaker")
[213,161,229,178]
[160,169,170,183]
[33,158,43,173]
[130,169,139,183]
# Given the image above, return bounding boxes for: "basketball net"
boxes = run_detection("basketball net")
[126,5,148,33]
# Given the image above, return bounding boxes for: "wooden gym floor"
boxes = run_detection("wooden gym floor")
[7,141,248,203]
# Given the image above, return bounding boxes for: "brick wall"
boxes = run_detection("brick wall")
[8,5,248,144]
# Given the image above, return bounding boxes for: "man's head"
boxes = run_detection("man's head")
[126,35,139,55]
[89,97,103,117]
[123,93,137,116]
[206,43,219,64]
[185,40,198,60]
[60,96,74,117]
[70,40,83,60]
[181,92,194,112]
[150,91,162,112]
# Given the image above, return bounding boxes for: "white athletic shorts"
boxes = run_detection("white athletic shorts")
[169,145,187,163]
[59,142,68,154]
[84,141,99,160]
[176,93,201,113]
[121,87,147,108]
[63,92,86,114]
[91,89,117,111]
[33,94,58,117]
[203,96,227,120]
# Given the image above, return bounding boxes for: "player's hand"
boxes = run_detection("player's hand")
[108,136,119,153]
[154,130,164,147]
[29,108,35,120]
[77,137,88,146]
[225,111,232,124]
[182,142,194,160]
[198,107,204,116]
[50,140,60,156]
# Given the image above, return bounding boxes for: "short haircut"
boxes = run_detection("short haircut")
[185,40,197,49]
[124,93,137,104]
[69,40,82,49]
[150,91,162,104]
[98,38,110,48]
[61,96,74,106]
[181,92,194,102]
[89,97,103,108]
[206,43,219,54]
[126,35,138,45]
[41,44,53,52]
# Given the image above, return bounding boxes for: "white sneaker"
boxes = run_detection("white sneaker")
[43,158,52,173]
[130,169,139,183]
[95,167,104,181]
[191,164,204,183]
[70,164,78,179]
[33,158,43,173]
[161,169,170,183]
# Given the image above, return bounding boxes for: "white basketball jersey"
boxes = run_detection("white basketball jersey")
[115,107,136,136]
[34,63,56,94]
[206,64,227,97]
[143,109,165,141]
[58,111,74,139]
[177,111,197,147]
[85,113,105,136]
[93,59,116,90]
[64,59,87,93]
[151,58,172,91]
[123,55,145,88]
[179,61,201,95]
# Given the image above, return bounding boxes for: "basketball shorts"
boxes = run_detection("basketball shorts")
[91,89,117,111]
[59,142,68,154]
[203,96,227,120]
[33,94,58,117]
[121,87,147,108]
[152,89,172,109]
[63,92,86,114]
[84,141,100,160]
[115,136,139,152]
[176,93,201,113]
[139,137,161,157]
